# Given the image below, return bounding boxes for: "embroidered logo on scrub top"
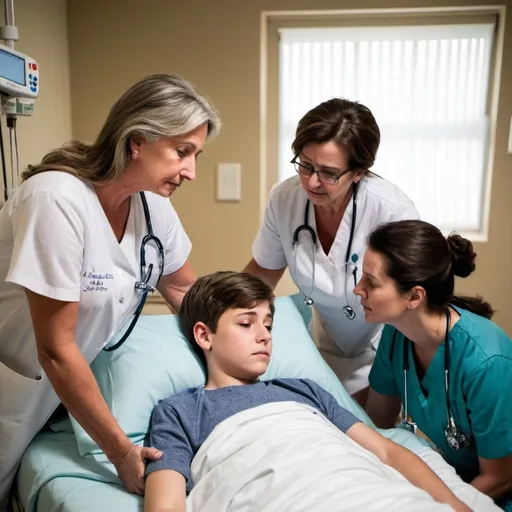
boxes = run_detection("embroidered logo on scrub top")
[82,271,113,292]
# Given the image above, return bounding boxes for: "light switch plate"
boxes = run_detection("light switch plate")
[508,116,512,154]
[217,163,241,201]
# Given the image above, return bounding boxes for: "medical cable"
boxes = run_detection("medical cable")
[7,116,16,191]
[0,118,7,202]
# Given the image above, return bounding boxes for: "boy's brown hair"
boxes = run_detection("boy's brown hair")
[179,271,275,366]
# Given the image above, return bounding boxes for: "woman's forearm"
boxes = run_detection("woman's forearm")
[156,261,196,313]
[347,423,469,511]
[243,258,285,290]
[39,341,131,463]
[472,474,511,500]
[385,444,469,511]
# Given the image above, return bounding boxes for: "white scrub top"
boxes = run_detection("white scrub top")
[0,171,191,506]
[252,175,419,392]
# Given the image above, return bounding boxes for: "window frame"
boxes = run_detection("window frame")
[259,6,506,242]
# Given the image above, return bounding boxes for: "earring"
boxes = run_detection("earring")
[132,151,139,159]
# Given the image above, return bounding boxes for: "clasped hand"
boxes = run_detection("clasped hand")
[113,444,163,495]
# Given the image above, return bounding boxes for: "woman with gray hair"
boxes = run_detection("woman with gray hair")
[0,73,220,505]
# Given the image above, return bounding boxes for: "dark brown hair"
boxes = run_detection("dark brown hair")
[179,271,275,365]
[292,98,380,170]
[368,220,494,319]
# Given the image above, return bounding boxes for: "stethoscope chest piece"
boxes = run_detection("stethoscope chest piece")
[343,305,356,319]
[446,432,461,451]
[402,418,417,435]
[103,192,164,352]
[400,309,472,451]
[445,419,471,451]
[292,184,359,316]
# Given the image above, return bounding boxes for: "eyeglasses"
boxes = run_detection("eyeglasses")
[291,156,352,185]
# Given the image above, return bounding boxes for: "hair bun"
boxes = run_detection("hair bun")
[447,233,476,278]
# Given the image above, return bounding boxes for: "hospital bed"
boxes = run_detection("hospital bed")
[11,296,500,512]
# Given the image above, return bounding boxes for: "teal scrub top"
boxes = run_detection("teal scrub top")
[369,307,512,508]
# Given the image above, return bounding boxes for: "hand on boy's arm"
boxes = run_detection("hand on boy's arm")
[346,423,472,512]
[144,470,187,512]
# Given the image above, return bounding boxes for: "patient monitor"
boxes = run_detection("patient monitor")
[0,43,38,98]
[0,0,39,204]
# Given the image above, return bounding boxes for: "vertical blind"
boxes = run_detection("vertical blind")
[278,23,495,234]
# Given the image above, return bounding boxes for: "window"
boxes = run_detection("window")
[278,23,495,235]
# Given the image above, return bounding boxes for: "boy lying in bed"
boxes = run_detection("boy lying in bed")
[144,271,470,512]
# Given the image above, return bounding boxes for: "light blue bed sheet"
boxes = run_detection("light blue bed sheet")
[16,419,142,512]
[16,418,427,512]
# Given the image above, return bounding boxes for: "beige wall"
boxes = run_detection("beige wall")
[67,0,512,334]
[0,0,72,206]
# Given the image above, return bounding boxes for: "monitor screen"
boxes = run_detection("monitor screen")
[0,49,25,85]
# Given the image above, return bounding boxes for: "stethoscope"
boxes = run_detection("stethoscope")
[292,182,359,320]
[399,309,472,451]
[104,192,165,352]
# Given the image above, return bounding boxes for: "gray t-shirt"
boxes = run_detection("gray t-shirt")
[145,378,360,490]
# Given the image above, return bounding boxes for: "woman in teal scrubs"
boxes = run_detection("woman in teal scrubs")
[354,219,512,510]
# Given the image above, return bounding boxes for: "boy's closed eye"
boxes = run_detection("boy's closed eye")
[238,322,273,332]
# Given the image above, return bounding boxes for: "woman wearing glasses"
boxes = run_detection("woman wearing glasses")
[244,98,418,405]
[0,74,220,507]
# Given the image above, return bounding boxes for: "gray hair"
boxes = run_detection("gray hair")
[22,74,221,183]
